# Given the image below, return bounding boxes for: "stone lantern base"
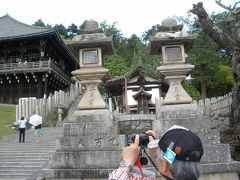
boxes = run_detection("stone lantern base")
[71,67,109,110]
[157,63,194,105]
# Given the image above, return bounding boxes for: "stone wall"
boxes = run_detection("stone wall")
[15,82,82,123]
[193,92,232,130]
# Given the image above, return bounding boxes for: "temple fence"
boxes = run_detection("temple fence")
[15,82,82,122]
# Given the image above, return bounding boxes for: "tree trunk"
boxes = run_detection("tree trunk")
[200,81,207,99]
[191,2,240,128]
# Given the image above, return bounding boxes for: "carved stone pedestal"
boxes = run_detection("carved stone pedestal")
[157,63,194,105]
[43,109,126,179]
[71,67,109,110]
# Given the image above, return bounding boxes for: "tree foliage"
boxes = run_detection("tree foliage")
[104,53,129,77]
[33,19,46,27]
[53,24,69,39]
[67,23,79,38]
[187,12,234,98]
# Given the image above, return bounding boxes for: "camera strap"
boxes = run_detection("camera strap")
[143,149,159,172]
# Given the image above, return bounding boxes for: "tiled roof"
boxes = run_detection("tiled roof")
[0,14,53,40]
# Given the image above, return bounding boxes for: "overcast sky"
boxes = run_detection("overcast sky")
[0,0,236,38]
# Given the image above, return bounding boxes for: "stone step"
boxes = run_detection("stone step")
[0,148,56,151]
[0,173,34,178]
[0,152,49,156]
[0,158,49,162]
[0,127,63,180]
[0,174,29,179]
[0,169,39,173]
[202,144,231,163]
[0,178,26,180]
[0,162,46,166]
[0,165,43,169]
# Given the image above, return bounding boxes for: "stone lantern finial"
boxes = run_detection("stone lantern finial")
[82,19,102,34]
[158,17,183,32]
[162,17,178,27]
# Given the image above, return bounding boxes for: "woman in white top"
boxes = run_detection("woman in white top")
[18,117,27,143]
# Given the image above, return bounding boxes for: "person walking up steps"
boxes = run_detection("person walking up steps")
[18,116,28,143]
[34,124,42,143]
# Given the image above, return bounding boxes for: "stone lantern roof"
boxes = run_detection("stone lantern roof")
[149,17,195,55]
[67,19,114,56]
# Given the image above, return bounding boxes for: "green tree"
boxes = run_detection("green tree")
[189,31,234,98]
[131,41,160,77]
[53,24,69,39]
[100,21,134,71]
[208,64,234,97]
[67,23,79,38]
[142,24,160,42]
[178,10,234,99]
[33,19,46,27]
[182,82,201,100]
[104,53,129,77]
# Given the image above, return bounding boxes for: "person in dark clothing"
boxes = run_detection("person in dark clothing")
[18,116,28,143]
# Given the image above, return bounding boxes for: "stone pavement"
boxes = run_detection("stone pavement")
[0,127,63,180]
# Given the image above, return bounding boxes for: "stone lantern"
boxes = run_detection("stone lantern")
[149,17,195,105]
[69,20,113,109]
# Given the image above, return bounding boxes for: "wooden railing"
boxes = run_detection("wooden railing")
[0,60,71,83]
[0,61,50,73]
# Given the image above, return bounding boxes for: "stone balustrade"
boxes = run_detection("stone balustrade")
[193,92,232,130]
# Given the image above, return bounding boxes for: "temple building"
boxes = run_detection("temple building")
[0,15,79,104]
[105,61,161,114]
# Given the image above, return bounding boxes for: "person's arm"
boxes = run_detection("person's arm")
[108,167,130,180]
[108,135,140,180]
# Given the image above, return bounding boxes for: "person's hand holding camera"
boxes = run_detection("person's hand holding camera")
[121,134,140,173]
[146,130,158,155]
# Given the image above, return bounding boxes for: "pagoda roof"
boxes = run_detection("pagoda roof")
[132,87,152,100]
[0,14,53,40]
[0,14,79,68]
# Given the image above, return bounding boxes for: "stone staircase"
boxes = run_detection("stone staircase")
[0,127,63,180]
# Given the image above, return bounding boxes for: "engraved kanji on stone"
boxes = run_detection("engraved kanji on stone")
[76,137,85,147]
[94,137,103,147]
[175,93,180,100]
[109,137,119,146]
[89,85,95,105]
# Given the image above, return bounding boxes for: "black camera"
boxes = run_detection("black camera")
[131,133,150,147]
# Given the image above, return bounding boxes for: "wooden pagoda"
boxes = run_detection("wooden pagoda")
[0,15,79,104]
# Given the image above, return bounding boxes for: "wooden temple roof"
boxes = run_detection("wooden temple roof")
[132,87,152,100]
[105,63,161,96]
[0,14,79,68]
[0,15,53,40]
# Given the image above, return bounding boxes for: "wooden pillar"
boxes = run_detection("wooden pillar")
[10,81,13,104]
[4,50,7,63]
[40,39,46,61]
[19,81,23,101]
[44,75,48,96]
[124,77,130,114]
[20,42,24,62]
[36,81,42,98]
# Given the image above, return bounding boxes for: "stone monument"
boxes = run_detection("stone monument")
[149,17,240,179]
[70,20,113,110]
[43,20,126,179]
